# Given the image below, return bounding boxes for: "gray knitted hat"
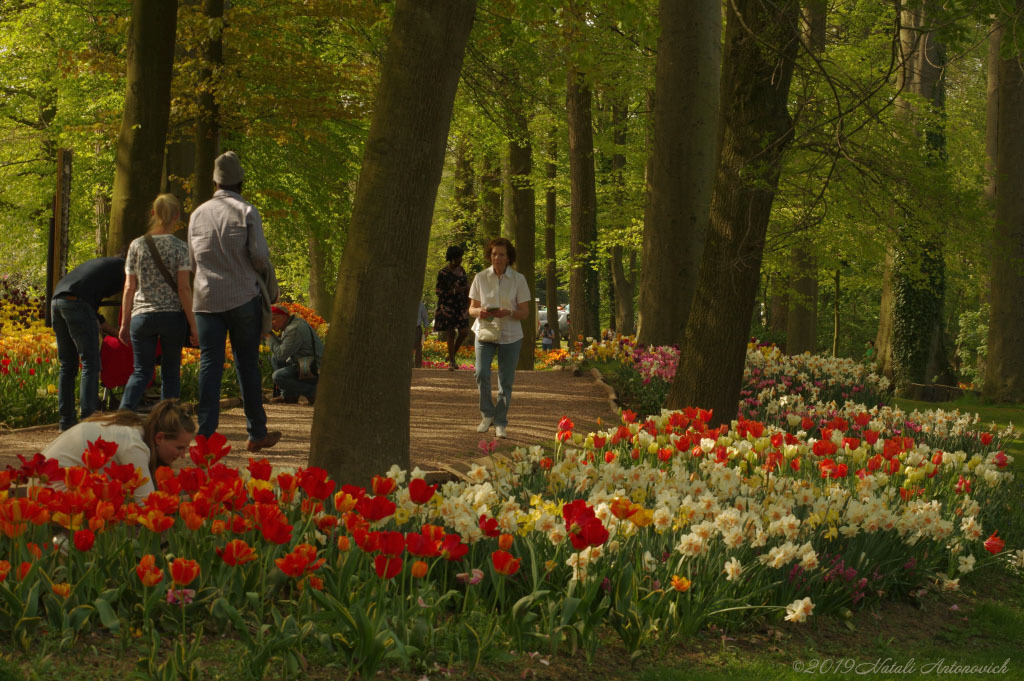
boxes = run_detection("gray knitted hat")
[213,151,244,186]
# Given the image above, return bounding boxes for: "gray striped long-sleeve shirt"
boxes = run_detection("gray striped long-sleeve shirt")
[188,190,273,313]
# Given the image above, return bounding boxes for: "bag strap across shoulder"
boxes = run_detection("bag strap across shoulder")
[143,235,178,294]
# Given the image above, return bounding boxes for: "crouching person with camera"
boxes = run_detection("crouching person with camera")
[267,305,323,405]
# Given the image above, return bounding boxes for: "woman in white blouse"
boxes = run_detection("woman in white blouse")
[42,399,195,503]
[467,238,531,439]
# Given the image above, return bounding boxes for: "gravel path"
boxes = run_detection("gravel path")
[0,368,619,476]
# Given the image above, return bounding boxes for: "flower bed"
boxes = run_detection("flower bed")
[0,405,1018,678]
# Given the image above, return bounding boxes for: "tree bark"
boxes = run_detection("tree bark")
[509,114,537,370]
[784,0,824,355]
[566,64,600,341]
[107,0,179,255]
[452,134,476,255]
[308,235,334,323]
[787,248,818,354]
[889,2,949,397]
[768,274,788,339]
[308,0,477,485]
[984,9,1024,403]
[479,148,502,242]
[666,0,801,425]
[985,20,1001,204]
[545,127,561,349]
[610,100,635,335]
[193,0,224,206]
[636,0,722,347]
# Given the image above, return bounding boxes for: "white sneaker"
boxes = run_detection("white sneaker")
[495,425,507,438]
[477,417,493,433]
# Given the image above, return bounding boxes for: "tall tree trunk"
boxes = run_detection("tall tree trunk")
[308,0,477,485]
[785,0,824,355]
[452,134,476,255]
[163,138,195,221]
[545,127,561,349]
[666,0,801,425]
[787,249,818,353]
[985,21,1001,204]
[889,2,949,397]
[768,274,788,339]
[308,236,334,322]
[636,0,722,347]
[501,152,515,239]
[984,9,1024,402]
[479,148,502,242]
[566,64,600,341]
[875,245,896,374]
[510,113,536,370]
[610,100,635,335]
[193,0,224,206]
[107,0,179,255]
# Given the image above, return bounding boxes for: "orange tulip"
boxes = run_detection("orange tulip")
[136,555,163,587]
[498,533,514,551]
[491,549,521,576]
[410,560,429,579]
[217,539,258,567]
[670,575,691,592]
[169,557,200,586]
[52,582,71,599]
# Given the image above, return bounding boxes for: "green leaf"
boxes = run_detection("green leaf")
[93,597,120,633]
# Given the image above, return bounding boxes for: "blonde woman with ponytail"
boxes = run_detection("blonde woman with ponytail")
[42,399,195,502]
[118,194,199,412]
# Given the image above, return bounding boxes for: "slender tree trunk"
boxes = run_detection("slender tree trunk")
[308,0,477,485]
[545,127,561,349]
[769,275,788,339]
[985,21,1002,204]
[308,236,334,323]
[566,64,600,341]
[875,244,896,374]
[984,7,1024,402]
[889,2,949,397]
[107,0,179,255]
[452,134,476,254]
[610,100,635,334]
[636,0,722,347]
[193,0,224,206]
[785,0,824,354]
[479,148,502,242]
[501,152,515,239]
[787,249,818,354]
[666,0,801,425]
[831,269,840,356]
[509,114,536,370]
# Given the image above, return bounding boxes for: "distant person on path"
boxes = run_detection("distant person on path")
[118,194,199,412]
[267,305,323,405]
[414,300,430,368]
[51,255,126,431]
[42,399,194,503]
[188,151,281,452]
[433,245,470,371]
[468,237,531,439]
[541,322,555,352]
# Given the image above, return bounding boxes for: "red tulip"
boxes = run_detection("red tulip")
[170,557,200,586]
[408,478,437,504]
[217,539,258,566]
[374,554,403,579]
[73,529,95,552]
[984,531,1005,555]
[491,549,521,576]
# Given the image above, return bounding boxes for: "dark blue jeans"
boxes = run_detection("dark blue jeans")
[271,355,317,400]
[119,310,186,411]
[52,297,101,431]
[195,296,267,440]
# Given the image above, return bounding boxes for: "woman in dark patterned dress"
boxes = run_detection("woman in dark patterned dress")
[433,245,470,371]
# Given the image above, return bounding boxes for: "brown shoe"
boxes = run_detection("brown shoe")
[246,431,282,452]
[270,395,298,404]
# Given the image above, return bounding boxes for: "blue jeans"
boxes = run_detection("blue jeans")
[271,355,317,400]
[475,338,522,427]
[119,310,186,411]
[195,296,267,440]
[52,297,101,431]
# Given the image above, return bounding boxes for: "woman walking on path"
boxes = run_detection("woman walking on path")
[468,238,531,439]
[118,194,198,411]
[433,245,470,371]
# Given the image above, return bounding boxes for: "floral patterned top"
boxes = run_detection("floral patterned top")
[125,234,191,315]
[433,265,469,332]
